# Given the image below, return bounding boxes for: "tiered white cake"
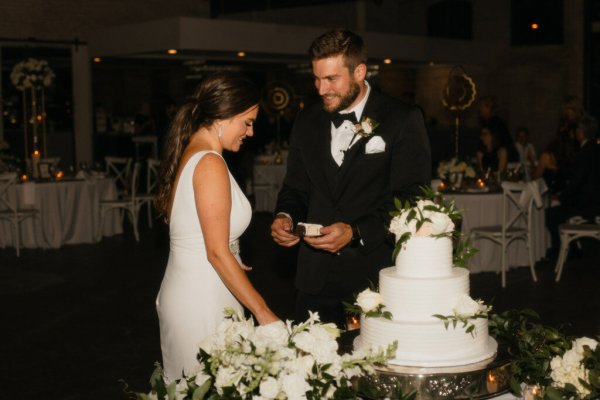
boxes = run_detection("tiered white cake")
[356,236,497,367]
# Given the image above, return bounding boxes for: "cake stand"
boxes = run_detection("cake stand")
[361,350,511,399]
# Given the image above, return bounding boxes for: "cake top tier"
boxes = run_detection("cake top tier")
[388,187,476,269]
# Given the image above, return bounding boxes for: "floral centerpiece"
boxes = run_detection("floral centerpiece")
[10,58,55,91]
[490,309,600,399]
[388,187,477,267]
[134,308,398,400]
[437,158,476,180]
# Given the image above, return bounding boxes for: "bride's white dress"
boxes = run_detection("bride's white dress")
[156,150,252,380]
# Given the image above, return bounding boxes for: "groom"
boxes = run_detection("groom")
[271,29,431,328]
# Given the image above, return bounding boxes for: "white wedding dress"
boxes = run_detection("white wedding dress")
[156,150,252,380]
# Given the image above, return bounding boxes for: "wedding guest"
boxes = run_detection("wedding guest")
[514,126,537,179]
[478,96,519,163]
[558,95,584,140]
[154,72,279,380]
[476,126,508,175]
[270,29,431,328]
[545,116,600,257]
[532,131,577,197]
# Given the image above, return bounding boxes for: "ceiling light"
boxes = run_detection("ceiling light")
[237,51,246,57]
[93,57,102,63]
[167,49,178,55]
[531,23,539,30]
[383,58,392,64]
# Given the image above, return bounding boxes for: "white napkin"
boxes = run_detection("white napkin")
[75,170,91,180]
[22,182,36,205]
[365,135,386,154]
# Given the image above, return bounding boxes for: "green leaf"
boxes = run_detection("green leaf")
[192,380,212,400]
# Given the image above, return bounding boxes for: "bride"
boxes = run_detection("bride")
[154,72,279,380]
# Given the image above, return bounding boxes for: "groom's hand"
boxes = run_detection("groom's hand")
[303,223,352,254]
[271,215,300,247]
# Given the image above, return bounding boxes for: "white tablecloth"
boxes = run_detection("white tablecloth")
[448,192,549,273]
[252,164,286,212]
[0,178,123,249]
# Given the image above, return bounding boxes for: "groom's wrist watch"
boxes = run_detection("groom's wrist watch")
[350,223,364,248]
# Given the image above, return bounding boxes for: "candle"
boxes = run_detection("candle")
[477,178,485,189]
[346,315,361,331]
[31,149,40,179]
[438,181,446,191]
[55,170,64,180]
[486,371,498,393]
[522,384,544,400]
[21,174,28,182]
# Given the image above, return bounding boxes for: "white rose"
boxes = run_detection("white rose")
[573,337,598,355]
[285,354,314,378]
[355,288,383,313]
[280,373,311,400]
[252,320,289,351]
[259,376,281,399]
[453,294,481,317]
[415,222,432,237]
[215,366,238,390]
[361,120,373,134]
[465,166,476,178]
[428,212,454,235]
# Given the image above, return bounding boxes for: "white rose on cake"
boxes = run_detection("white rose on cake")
[453,294,489,318]
[428,212,455,235]
[355,288,383,313]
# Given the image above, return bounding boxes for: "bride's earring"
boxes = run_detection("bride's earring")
[217,125,223,140]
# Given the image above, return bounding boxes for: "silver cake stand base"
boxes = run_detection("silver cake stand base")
[363,353,511,399]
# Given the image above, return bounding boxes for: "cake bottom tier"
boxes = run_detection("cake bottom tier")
[357,316,498,367]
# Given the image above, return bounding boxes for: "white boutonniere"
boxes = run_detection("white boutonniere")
[354,116,379,138]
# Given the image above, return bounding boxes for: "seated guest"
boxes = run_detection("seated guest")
[478,96,519,163]
[532,132,576,197]
[515,126,537,175]
[545,116,600,256]
[476,126,508,175]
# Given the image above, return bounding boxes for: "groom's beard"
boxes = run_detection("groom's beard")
[323,80,361,113]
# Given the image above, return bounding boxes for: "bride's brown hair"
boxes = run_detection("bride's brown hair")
[154,72,259,220]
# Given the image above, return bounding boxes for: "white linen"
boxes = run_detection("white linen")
[156,151,250,381]
[22,182,36,205]
[449,192,549,273]
[0,178,122,249]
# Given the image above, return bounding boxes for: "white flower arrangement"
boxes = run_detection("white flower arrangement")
[433,294,492,337]
[549,337,599,398]
[135,308,396,400]
[10,58,55,91]
[353,116,378,138]
[437,158,476,180]
[388,187,477,267]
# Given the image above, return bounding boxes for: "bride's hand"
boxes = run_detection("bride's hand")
[240,263,253,271]
[256,310,280,325]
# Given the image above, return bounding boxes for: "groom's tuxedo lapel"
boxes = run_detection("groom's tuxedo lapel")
[333,90,381,199]
[312,109,338,198]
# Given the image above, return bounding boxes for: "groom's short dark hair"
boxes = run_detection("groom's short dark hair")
[309,29,368,72]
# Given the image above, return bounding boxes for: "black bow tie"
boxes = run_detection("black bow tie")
[330,112,358,128]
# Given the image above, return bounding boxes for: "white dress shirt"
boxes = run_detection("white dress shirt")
[330,81,371,166]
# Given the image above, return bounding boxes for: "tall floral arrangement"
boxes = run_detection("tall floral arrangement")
[10,58,55,91]
[134,308,397,400]
[10,58,55,161]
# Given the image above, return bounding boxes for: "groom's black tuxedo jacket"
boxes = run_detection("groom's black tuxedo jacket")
[275,88,431,296]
